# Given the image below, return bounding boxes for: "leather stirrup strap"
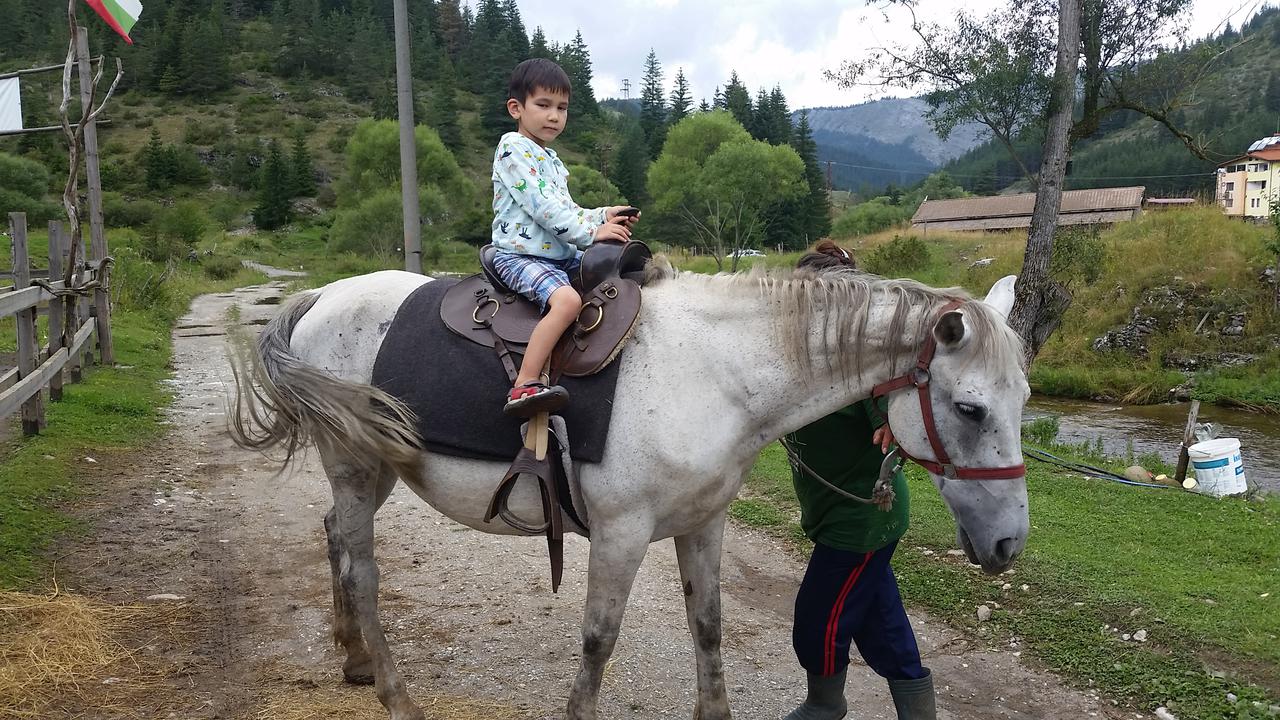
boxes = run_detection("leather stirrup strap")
[484,447,566,591]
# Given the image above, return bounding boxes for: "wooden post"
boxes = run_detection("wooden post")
[76,26,113,365]
[1173,399,1202,489]
[47,221,65,401]
[11,213,44,436]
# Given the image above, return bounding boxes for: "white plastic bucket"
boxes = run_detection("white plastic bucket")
[1187,438,1247,497]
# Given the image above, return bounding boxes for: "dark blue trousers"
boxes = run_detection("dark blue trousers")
[792,540,927,680]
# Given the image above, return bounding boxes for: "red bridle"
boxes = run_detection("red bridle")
[870,299,1027,481]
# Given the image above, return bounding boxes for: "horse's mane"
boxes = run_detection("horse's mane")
[643,256,1024,382]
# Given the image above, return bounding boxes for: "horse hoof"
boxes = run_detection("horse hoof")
[343,657,376,685]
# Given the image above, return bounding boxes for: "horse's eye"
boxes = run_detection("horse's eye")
[955,402,988,422]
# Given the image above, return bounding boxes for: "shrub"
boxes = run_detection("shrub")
[101,192,161,228]
[1023,416,1061,447]
[182,118,232,146]
[832,198,910,238]
[329,187,448,256]
[863,234,931,276]
[201,255,241,280]
[157,201,210,246]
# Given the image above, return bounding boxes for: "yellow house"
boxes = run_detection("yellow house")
[1217,134,1280,220]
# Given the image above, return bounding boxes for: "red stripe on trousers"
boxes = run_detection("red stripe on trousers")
[823,551,873,676]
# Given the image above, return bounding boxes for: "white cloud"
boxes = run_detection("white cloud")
[499,0,1258,112]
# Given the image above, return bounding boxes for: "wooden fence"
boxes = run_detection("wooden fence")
[1,212,110,436]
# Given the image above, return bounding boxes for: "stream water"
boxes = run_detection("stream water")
[1024,397,1280,494]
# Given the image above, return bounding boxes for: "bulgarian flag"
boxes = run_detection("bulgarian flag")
[83,0,143,45]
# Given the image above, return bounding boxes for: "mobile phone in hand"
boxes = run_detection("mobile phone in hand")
[615,207,640,218]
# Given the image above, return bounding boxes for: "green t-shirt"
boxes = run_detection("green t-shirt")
[784,399,910,553]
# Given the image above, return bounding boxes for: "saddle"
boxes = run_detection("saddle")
[438,241,652,591]
[441,241,650,378]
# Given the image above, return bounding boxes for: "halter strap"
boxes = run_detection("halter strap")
[872,299,1026,481]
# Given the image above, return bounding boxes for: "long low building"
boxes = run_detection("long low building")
[910,186,1145,232]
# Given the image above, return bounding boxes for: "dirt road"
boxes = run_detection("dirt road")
[59,280,1117,719]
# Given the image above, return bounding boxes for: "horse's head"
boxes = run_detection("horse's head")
[885,276,1029,575]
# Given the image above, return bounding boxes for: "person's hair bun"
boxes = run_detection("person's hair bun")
[796,240,856,271]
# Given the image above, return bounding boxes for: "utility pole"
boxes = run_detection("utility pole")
[621,79,631,100]
[392,0,422,274]
[825,160,833,191]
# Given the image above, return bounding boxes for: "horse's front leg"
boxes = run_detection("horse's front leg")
[675,510,731,720]
[566,519,652,720]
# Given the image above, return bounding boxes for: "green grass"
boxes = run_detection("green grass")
[735,442,1280,718]
[0,263,266,588]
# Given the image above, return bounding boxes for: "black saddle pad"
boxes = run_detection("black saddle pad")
[371,278,622,463]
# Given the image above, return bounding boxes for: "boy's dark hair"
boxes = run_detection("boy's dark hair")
[508,58,572,103]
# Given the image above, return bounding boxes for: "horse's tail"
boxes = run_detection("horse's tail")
[228,290,422,479]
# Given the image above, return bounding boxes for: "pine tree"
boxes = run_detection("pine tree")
[610,121,649,206]
[530,26,553,59]
[465,0,506,92]
[560,31,599,119]
[503,0,529,60]
[750,87,771,141]
[436,0,467,61]
[290,133,317,197]
[639,49,667,159]
[430,56,464,148]
[1267,73,1280,114]
[699,98,711,113]
[668,67,692,125]
[791,111,831,241]
[143,128,173,191]
[712,85,724,109]
[723,72,752,128]
[254,141,292,231]
[768,86,792,145]
[184,16,232,95]
[411,9,442,82]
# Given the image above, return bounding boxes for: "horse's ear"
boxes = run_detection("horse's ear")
[983,275,1017,319]
[933,310,966,348]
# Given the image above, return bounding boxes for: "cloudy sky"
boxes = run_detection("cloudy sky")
[502,0,1265,110]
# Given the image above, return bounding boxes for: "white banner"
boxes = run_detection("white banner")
[0,77,21,132]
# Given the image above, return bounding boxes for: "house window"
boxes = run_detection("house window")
[1225,182,1235,191]
[1252,198,1261,208]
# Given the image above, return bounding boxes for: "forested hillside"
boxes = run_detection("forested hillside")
[943,5,1280,196]
[0,0,832,259]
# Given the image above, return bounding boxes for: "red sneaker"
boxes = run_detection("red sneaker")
[503,382,570,418]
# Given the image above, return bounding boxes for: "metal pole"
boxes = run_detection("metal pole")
[392,0,422,274]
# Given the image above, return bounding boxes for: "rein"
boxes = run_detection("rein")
[870,299,1027,482]
[780,440,902,511]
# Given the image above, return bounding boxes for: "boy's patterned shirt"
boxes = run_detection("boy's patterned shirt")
[491,132,606,260]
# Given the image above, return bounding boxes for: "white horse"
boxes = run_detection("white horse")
[230,262,1030,720]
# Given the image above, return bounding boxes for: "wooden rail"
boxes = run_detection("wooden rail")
[1,212,107,436]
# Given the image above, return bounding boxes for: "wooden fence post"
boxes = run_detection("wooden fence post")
[76,26,113,366]
[11,212,44,436]
[47,221,65,401]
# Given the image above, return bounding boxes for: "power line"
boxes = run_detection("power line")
[820,158,1216,182]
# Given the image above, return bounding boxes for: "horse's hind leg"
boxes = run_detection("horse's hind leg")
[566,519,653,720]
[325,461,398,685]
[675,511,732,720]
[321,444,424,720]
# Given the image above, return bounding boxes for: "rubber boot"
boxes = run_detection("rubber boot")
[887,668,936,720]
[784,668,848,720]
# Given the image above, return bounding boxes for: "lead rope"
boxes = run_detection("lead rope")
[779,439,901,512]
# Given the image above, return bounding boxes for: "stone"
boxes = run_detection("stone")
[1133,629,1148,642]
[145,593,186,602]
[977,605,992,622]
[1155,707,1178,720]
[1124,466,1153,483]
[969,258,995,269]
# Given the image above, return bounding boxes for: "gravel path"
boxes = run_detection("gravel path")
[62,278,1120,720]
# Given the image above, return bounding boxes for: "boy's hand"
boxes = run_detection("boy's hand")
[594,221,631,244]
[606,206,641,228]
[872,426,894,454]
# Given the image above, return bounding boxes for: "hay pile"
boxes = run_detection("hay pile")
[0,587,183,719]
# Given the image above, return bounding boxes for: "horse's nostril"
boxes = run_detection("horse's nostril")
[995,537,1018,565]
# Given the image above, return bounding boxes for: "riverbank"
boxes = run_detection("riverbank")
[735,439,1280,719]
[834,207,1280,412]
